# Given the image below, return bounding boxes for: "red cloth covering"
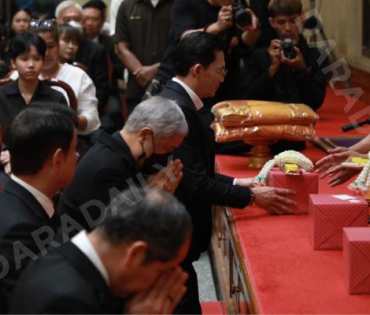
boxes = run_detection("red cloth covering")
[343,228,370,294]
[215,87,370,314]
[267,169,319,214]
[309,194,368,250]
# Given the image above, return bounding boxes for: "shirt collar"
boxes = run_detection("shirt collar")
[172,77,203,110]
[72,230,110,286]
[10,174,55,218]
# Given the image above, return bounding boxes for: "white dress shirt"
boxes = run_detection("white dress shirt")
[172,77,203,111]
[72,230,110,285]
[10,174,54,218]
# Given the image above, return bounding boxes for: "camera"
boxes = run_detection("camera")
[281,38,297,60]
[232,5,252,27]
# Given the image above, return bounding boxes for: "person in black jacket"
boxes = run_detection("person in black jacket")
[244,0,327,110]
[57,96,188,238]
[0,106,78,313]
[9,189,192,314]
[159,32,296,314]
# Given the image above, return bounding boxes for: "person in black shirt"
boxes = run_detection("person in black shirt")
[244,0,327,153]
[244,0,327,110]
[0,32,67,182]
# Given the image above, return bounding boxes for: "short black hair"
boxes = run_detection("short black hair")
[99,189,193,263]
[7,107,75,175]
[268,0,303,18]
[173,32,225,77]
[29,101,79,128]
[82,0,106,18]
[9,31,46,60]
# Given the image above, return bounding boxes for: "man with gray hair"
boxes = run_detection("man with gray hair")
[10,189,192,314]
[58,96,188,237]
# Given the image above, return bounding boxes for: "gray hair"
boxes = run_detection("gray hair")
[99,188,192,262]
[55,0,83,18]
[125,96,188,138]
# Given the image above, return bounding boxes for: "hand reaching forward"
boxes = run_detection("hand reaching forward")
[147,159,183,194]
[315,147,366,175]
[252,186,296,215]
[124,267,188,314]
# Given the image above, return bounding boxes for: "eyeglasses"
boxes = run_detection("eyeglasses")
[30,19,56,29]
[215,67,228,77]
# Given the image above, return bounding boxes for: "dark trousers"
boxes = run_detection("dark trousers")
[174,262,202,314]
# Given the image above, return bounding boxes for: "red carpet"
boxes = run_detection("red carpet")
[215,88,370,314]
[201,302,225,314]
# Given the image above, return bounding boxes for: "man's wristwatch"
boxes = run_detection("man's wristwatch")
[249,189,256,206]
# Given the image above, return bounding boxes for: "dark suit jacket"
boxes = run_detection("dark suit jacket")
[159,81,251,262]
[0,79,67,132]
[58,131,142,234]
[0,179,59,312]
[75,38,110,114]
[9,242,122,314]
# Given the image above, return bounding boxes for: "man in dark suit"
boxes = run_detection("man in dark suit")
[58,96,188,238]
[0,106,78,312]
[55,0,110,115]
[9,189,192,314]
[159,32,296,314]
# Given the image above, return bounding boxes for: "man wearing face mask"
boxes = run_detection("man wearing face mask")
[57,96,188,238]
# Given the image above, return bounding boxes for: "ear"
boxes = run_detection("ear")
[269,17,275,29]
[124,241,149,269]
[10,59,16,70]
[192,64,203,77]
[138,127,153,143]
[50,148,65,171]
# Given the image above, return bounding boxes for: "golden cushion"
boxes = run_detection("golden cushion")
[212,122,316,143]
[212,100,319,127]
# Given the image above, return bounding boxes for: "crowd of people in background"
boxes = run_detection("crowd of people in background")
[0,0,339,314]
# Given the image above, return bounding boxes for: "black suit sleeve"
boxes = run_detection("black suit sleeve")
[0,222,43,307]
[175,108,251,209]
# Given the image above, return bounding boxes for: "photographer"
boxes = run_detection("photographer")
[244,0,327,112]
[147,0,261,111]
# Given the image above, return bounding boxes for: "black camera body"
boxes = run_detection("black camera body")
[232,5,252,27]
[281,38,297,60]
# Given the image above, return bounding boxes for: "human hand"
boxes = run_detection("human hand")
[134,64,158,87]
[147,159,183,194]
[0,150,10,165]
[315,148,365,176]
[268,39,282,76]
[252,186,296,215]
[281,46,306,70]
[322,164,361,187]
[124,267,188,314]
[216,5,233,32]
[0,150,11,175]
